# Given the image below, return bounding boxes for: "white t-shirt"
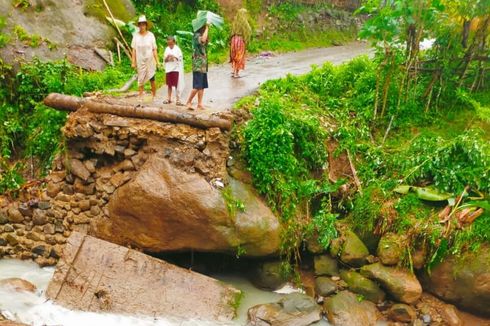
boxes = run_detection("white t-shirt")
[163,45,183,72]
[131,32,157,64]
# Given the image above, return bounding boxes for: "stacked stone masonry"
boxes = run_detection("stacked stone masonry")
[0,108,230,266]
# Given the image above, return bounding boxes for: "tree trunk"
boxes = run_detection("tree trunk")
[43,93,233,131]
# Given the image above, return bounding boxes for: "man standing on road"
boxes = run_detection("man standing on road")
[131,15,159,99]
[186,24,209,110]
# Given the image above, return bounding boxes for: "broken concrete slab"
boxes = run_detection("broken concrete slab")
[46,232,241,322]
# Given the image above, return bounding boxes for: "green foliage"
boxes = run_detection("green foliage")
[357,0,489,120]
[84,0,134,22]
[13,25,43,48]
[221,186,245,218]
[395,130,490,193]
[0,161,24,194]
[12,0,30,9]
[0,16,9,48]
[312,206,339,250]
[242,95,327,218]
[0,58,134,181]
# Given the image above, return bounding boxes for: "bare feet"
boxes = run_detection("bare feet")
[197,105,205,110]
[186,103,194,110]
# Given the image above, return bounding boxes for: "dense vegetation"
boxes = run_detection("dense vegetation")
[234,0,489,271]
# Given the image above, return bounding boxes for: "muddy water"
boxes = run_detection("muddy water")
[156,41,372,111]
[0,259,232,326]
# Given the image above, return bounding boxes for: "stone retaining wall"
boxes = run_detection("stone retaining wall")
[0,108,231,265]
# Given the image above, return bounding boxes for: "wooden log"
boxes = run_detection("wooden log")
[43,93,86,111]
[85,100,233,130]
[43,93,232,130]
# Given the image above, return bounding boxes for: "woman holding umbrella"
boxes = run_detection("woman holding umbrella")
[186,11,224,110]
[131,15,159,99]
[186,24,210,110]
[229,9,251,78]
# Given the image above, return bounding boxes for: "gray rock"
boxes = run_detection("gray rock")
[388,304,417,323]
[314,276,337,296]
[340,230,369,267]
[360,263,422,304]
[252,261,288,290]
[38,201,51,210]
[247,293,322,326]
[314,255,339,276]
[324,291,378,326]
[340,270,385,303]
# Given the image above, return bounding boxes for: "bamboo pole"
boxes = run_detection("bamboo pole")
[43,93,232,131]
[103,0,131,52]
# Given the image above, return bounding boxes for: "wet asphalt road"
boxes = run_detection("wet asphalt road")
[156,41,371,111]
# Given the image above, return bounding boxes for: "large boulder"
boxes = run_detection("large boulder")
[46,232,241,321]
[339,270,385,303]
[323,290,379,326]
[360,263,422,304]
[247,293,322,326]
[420,246,490,316]
[94,154,281,256]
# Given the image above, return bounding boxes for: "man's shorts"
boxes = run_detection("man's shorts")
[192,72,208,90]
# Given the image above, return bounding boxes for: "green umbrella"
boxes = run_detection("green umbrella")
[192,10,224,32]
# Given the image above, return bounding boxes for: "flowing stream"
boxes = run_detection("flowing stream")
[0,259,329,326]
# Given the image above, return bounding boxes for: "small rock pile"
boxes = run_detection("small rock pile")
[248,228,473,326]
[0,108,231,265]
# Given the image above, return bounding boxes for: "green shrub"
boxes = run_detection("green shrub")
[242,96,327,218]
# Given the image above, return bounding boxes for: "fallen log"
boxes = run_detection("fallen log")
[46,232,241,321]
[43,93,233,130]
[43,93,86,112]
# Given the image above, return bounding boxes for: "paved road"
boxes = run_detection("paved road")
[154,41,371,111]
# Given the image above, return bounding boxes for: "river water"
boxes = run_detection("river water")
[0,259,330,326]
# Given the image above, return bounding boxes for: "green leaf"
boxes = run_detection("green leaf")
[394,185,411,194]
[414,187,452,201]
[192,10,224,32]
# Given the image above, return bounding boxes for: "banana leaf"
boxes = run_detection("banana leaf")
[106,16,137,34]
[414,187,452,201]
[192,10,224,32]
[393,185,411,194]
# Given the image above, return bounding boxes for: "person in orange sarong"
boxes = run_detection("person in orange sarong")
[229,9,251,78]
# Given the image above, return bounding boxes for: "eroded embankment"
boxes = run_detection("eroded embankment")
[0,94,281,267]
